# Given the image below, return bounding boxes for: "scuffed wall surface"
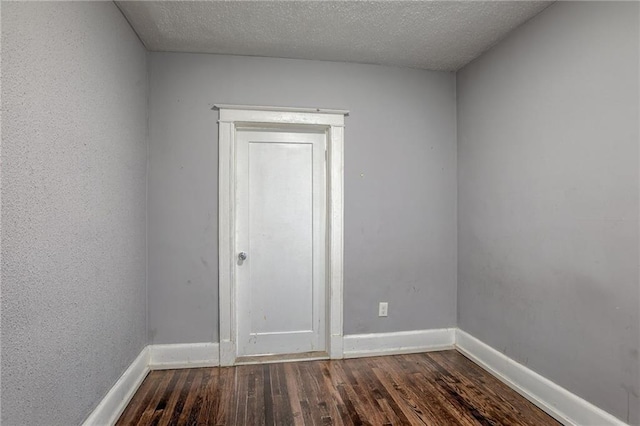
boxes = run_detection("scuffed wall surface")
[1,2,147,425]
[148,54,457,343]
[457,2,639,423]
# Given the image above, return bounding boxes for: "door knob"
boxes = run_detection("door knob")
[238,252,247,261]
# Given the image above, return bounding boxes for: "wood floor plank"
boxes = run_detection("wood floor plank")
[234,365,251,425]
[332,360,379,425]
[116,371,158,425]
[317,362,349,426]
[351,358,404,425]
[167,368,197,425]
[296,362,321,425]
[393,355,476,425]
[157,367,190,426]
[427,352,527,424]
[372,357,460,425]
[416,354,498,425]
[430,351,553,425]
[369,366,430,425]
[336,359,388,425]
[187,368,216,425]
[295,361,321,425]
[270,362,295,425]
[175,368,204,425]
[135,370,177,426]
[401,356,488,426]
[118,350,560,426]
[284,362,307,426]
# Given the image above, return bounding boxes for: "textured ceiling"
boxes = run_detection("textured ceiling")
[117,1,553,71]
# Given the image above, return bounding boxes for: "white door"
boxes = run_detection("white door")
[235,128,327,357]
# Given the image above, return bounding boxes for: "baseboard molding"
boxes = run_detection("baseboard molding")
[85,330,627,426]
[148,342,220,370]
[455,330,627,426]
[82,347,150,426]
[343,328,456,358]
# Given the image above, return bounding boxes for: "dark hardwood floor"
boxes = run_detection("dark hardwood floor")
[117,350,559,425]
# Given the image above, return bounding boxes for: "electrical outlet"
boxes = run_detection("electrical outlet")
[378,302,388,317]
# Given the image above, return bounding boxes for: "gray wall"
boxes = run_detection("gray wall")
[457,2,639,424]
[148,53,457,343]
[1,2,148,425]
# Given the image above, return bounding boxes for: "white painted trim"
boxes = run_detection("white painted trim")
[328,125,345,360]
[82,347,150,426]
[218,108,346,127]
[217,105,345,366]
[214,104,349,116]
[343,328,456,359]
[148,343,220,370]
[218,118,236,367]
[455,330,627,426]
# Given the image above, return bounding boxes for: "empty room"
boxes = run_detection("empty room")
[2,1,639,425]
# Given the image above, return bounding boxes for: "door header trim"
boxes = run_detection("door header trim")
[216,105,347,127]
[214,104,349,116]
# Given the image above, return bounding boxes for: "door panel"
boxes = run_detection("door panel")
[236,129,326,357]
[249,142,313,334]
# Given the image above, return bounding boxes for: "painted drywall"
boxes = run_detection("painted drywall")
[148,53,457,343]
[457,2,639,424]
[1,3,148,425]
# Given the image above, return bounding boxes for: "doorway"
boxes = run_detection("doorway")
[216,105,346,366]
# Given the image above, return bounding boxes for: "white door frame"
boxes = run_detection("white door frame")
[216,104,347,366]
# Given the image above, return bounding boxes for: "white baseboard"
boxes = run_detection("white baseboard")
[455,329,627,426]
[148,342,220,370]
[84,330,627,426]
[329,334,344,359]
[219,340,236,367]
[343,328,456,358]
[82,347,150,426]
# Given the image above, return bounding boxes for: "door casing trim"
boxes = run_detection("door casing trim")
[216,105,347,366]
